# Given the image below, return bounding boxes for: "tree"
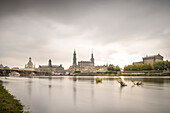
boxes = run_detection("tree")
[124,63,153,71]
[147,64,154,70]
[132,65,138,71]
[124,61,170,71]
[138,64,144,71]
[124,65,132,71]
[153,61,170,70]
[107,64,115,71]
[165,61,170,70]
[115,65,120,71]
[153,61,165,70]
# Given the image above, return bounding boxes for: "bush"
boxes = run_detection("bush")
[105,71,117,74]
[153,61,170,70]
[74,70,81,73]
[124,63,154,71]
[96,77,102,83]
[124,61,170,71]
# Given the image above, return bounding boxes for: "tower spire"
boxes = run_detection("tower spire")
[91,51,94,66]
[29,57,31,62]
[48,59,52,67]
[73,49,77,68]
[91,51,93,58]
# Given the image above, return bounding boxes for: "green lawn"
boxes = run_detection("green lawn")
[0,84,23,113]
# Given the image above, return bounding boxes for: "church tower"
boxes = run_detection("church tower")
[73,49,77,68]
[90,52,94,66]
[29,57,31,62]
[25,57,34,68]
[48,59,52,67]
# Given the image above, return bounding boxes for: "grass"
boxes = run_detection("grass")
[0,84,23,113]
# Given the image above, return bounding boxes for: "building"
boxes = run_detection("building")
[95,65,108,73]
[133,54,163,64]
[0,64,4,69]
[78,61,94,69]
[0,64,10,69]
[12,67,19,69]
[38,59,64,73]
[69,50,95,72]
[4,66,10,69]
[25,57,35,69]
[78,52,94,69]
[143,54,163,64]
[73,50,77,69]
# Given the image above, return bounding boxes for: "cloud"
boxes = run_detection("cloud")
[0,0,170,69]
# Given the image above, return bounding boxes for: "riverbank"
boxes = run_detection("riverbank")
[0,71,170,77]
[96,73,170,76]
[0,83,23,112]
[73,72,170,76]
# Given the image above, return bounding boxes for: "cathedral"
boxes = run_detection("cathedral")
[25,57,35,69]
[70,50,95,72]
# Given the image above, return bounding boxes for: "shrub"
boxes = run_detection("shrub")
[96,77,102,83]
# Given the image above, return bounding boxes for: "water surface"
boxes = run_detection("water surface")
[0,76,170,113]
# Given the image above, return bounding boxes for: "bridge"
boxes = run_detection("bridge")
[0,68,51,76]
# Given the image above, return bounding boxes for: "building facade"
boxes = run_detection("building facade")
[95,65,108,73]
[78,61,94,69]
[70,50,95,72]
[38,59,64,73]
[0,64,4,69]
[143,54,163,64]
[133,54,163,64]
[25,57,35,69]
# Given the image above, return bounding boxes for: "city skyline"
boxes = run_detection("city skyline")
[0,0,170,69]
[0,50,167,69]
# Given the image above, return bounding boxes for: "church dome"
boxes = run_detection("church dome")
[26,57,34,68]
[27,61,33,67]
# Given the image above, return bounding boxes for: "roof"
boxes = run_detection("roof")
[78,61,91,63]
[39,65,61,68]
[143,54,163,59]
[133,61,143,63]
[0,64,4,68]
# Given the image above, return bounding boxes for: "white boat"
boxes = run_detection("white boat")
[9,71,20,77]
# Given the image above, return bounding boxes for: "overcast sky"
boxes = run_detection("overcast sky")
[0,0,170,69]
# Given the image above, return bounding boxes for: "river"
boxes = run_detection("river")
[0,76,170,113]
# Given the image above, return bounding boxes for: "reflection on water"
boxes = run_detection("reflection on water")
[0,76,170,113]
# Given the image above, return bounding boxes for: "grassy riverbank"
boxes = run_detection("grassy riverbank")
[0,84,23,113]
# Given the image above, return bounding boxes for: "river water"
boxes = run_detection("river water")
[0,76,170,113]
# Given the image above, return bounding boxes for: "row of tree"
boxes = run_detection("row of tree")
[107,64,120,71]
[124,61,170,71]
[105,64,121,74]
